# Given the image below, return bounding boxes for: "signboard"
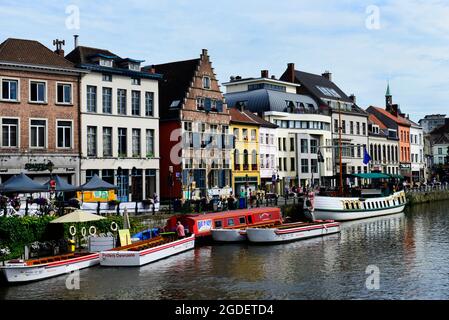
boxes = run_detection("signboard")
[77,190,116,202]
[400,163,411,170]
[118,229,131,246]
[197,219,212,233]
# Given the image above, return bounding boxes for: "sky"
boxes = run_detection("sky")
[1,0,449,122]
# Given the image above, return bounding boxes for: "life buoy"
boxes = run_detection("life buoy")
[110,221,118,232]
[69,225,76,236]
[89,226,97,236]
[81,227,87,237]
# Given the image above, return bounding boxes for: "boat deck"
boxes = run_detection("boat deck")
[112,233,178,252]
[10,252,93,266]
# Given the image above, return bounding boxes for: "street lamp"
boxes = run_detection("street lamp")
[168,166,174,214]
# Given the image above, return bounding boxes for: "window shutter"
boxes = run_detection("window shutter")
[216,100,223,112]
[204,98,211,111]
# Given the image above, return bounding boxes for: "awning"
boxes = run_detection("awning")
[351,173,391,179]
[0,173,48,193]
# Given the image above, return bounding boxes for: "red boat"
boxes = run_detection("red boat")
[165,207,283,238]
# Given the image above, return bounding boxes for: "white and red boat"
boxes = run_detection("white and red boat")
[246,221,341,243]
[99,234,195,267]
[211,228,248,242]
[1,252,99,283]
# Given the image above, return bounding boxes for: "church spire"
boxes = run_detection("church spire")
[385,82,393,109]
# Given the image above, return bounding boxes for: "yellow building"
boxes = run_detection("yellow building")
[229,107,262,196]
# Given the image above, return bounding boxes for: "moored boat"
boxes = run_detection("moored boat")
[1,252,100,283]
[246,221,340,243]
[211,228,247,242]
[99,233,195,267]
[313,190,407,221]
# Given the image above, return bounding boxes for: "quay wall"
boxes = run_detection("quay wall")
[406,189,449,205]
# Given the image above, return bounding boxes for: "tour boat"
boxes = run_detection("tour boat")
[211,228,248,242]
[99,234,195,267]
[1,252,100,283]
[313,190,407,221]
[246,220,341,243]
[166,207,282,238]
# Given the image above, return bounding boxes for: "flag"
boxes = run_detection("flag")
[363,146,372,165]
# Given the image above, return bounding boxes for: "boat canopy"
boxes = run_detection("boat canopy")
[351,173,391,179]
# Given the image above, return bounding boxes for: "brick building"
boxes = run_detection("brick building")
[151,49,233,200]
[0,38,84,184]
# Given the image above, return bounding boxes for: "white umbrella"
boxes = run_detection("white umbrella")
[50,210,106,223]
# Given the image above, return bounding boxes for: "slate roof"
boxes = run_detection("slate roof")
[0,38,75,69]
[368,106,411,126]
[150,58,201,120]
[65,46,118,64]
[368,114,387,130]
[229,108,259,125]
[224,89,321,114]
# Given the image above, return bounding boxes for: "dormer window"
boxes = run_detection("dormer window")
[203,76,211,89]
[100,59,113,67]
[129,63,140,71]
[131,78,141,85]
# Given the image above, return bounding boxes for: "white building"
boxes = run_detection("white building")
[418,114,447,134]
[223,70,333,190]
[257,120,278,189]
[66,45,160,202]
[409,120,425,182]
[432,135,449,165]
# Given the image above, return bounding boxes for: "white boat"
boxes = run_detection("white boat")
[211,228,247,242]
[313,190,407,221]
[246,221,341,243]
[1,252,99,283]
[99,234,195,267]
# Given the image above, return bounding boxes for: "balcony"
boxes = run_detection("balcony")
[243,164,249,171]
[234,164,241,171]
[251,164,258,171]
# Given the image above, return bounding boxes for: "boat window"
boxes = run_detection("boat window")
[247,215,253,224]
[375,202,379,209]
[384,201,387,207]
[345,202,350,210]
[228,218,235,226]
[363,202,366,209]
[214,220,223,229]
[350,202,355,210]
[239,217,246,224]
[356,202,360,210]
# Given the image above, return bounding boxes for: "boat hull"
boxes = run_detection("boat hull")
[99,235,195,267]
[1,253,100,283]
[246,222,340,243]
[211,229,247,242]
[313,191,407,221]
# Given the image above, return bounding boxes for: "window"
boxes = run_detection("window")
[102,74,112,82]
[251,129,256,141]
[102,87,112,114]
[214,220,222,228]
[86,85,97,112]
[196,97,205,110]
[100,59,113,67]
[203,76,211,89]
[87,126,97,156]
[283,138,286,151]
[310,140,318,154]
[146,129,154,157]
[57,120,72,148]
[103,127,112,157]
[301,159,309,173]
[118,128,127,157]
[290,137,295,151]
[334,119,339,133]
[228,219,235,227]
[362,123,366,136]
[132,91,140,116]
[1,118,18,147]
[290,158,295,171]
[283,158,287,171]
[311,159,318,173]
[132,129,141,157]
[239,217,246,224]
[117,89,127,115]
[342,120,346,134]
[350,121,354,134]
[57,83,72,104]
[30,81,46,103]
[243,129,248,141]
[301,139,308,153]
[1,79,18,101]
[30,119,46,148]
[131,78,141,85]
[145,92,154,116]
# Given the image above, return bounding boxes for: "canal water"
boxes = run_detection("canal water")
[1,201,449,300]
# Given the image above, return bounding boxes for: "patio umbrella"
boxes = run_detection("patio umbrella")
[50,209,106,223]
[79,174,118,191]
[43,175,79,192]
[0,173,48,193]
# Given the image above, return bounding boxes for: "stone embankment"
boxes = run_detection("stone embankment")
[406,184,449,205]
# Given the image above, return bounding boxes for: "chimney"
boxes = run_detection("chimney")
[391,104,399,117]
[322,71,332,81]
[261,70,269,78]
[74,35,79,49]
[349,94,356,104]
[271,75,276,80]
[146,64,156,74]
[230,76,236,82]
[53,39,65,57]
[201,49,208,57]
[287,63,295,83]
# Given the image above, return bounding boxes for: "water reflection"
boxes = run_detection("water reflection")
[1,202,449,299]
